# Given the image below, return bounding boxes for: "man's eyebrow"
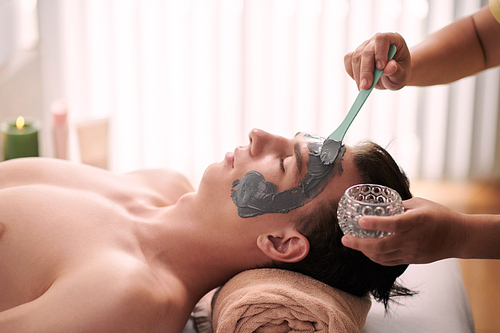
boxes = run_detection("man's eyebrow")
[294,142,303,176]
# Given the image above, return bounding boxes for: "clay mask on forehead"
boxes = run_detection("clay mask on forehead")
[231,133,346,218]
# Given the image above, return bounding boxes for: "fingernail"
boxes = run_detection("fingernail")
[361,78,368,89]
[342,236,350,247]
[377,61,383,70]
[358,218,367,228]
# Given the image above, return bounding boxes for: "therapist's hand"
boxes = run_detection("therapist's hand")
[341,197,467,266]
[344,32,412,91]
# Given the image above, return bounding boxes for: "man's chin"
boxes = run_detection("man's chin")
[199,164,230,194]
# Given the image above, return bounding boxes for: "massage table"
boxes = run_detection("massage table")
[182,258,474,332]
[361,258,474,332]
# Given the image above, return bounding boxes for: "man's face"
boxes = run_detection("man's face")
[231,130,313,192]
[200,129,361,219]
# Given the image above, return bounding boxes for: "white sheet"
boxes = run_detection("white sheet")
[362,258,474,332]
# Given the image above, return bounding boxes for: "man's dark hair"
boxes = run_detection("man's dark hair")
[273,141,415,311]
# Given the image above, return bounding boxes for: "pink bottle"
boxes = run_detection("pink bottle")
[51,99,68,160]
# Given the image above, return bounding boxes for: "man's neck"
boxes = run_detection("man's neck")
[135,192,266,302]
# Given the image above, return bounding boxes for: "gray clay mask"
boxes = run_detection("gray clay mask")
[231,134,346,217]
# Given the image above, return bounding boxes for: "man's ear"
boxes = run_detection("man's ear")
[257,230,310,263]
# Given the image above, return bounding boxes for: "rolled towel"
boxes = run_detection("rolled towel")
[212,268,371,333]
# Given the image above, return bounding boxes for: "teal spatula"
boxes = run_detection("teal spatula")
[320,44,397,164]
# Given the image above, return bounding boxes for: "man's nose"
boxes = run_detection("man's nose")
[248,128,286,156]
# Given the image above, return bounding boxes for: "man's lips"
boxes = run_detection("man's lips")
[225,151,234,168]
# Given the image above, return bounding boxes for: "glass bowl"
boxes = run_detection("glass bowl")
[337,184,404,238]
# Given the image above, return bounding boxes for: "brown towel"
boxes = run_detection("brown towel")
[212,269,371,333]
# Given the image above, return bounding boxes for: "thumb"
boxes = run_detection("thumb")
[341,235,362,250]
[378,60,408,90]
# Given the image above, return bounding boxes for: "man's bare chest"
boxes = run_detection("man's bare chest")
[0,184,142,311]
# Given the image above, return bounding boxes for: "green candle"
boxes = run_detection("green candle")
[1,116,40,160]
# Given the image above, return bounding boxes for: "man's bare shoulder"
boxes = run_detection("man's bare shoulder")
[0,157,115,190]
[0,253,191,333]
[68,254,193,332]
[0,158,194,204]
[124,168,195,203]
[0,158,67,186]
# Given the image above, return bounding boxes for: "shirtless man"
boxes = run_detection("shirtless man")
[0,129,363,332]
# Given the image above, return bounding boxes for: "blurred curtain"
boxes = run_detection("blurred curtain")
[37,0,500,185]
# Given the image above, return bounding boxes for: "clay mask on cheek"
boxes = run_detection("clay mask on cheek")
[231,134,346,217]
